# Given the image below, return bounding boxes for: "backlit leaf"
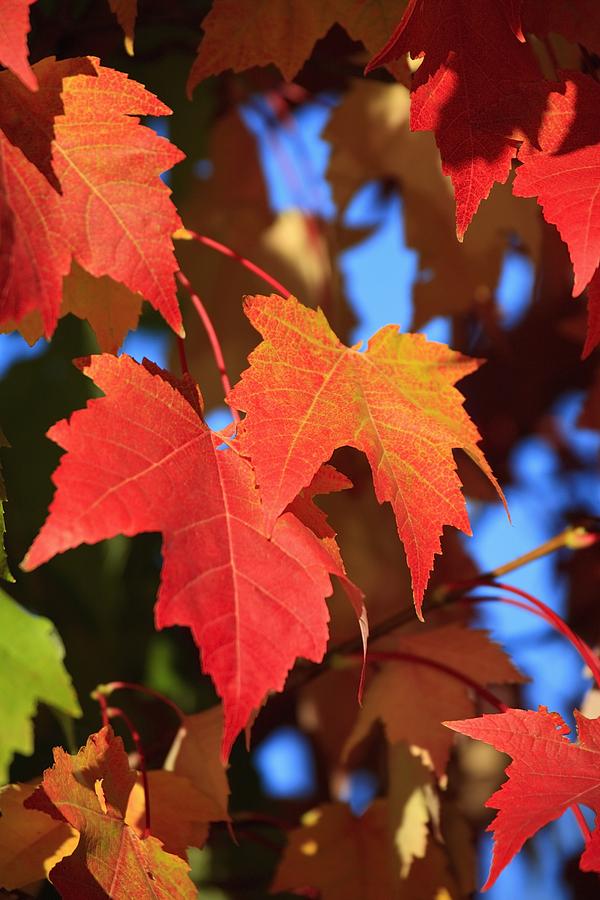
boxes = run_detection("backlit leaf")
[25,726,197,898]
[445,707,600,887]
[0,589,81,784]
[23,354,355,757]
[230,293,504,615]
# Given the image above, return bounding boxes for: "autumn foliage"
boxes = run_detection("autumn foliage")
[1,1,600,897]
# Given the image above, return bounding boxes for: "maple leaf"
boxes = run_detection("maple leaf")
[0,782,78,890]
[366,0,541,237]
[0,128,71,333]
[523,0,600,56]
[323,78,541,326]
[229,293,504,615]
[343,625,525,776]
[0,0,37,91]
[445,707,600,888]
[108,0,138,55]
[25,726,197,898]
[271,801,398,899]
[163,705,230,823]
[0,588,81,783]
[187,0,407,94]
[125,770,219,856]
[0,56,184,338]
[23,354,357,758]
[1,262,144,354]
[513,72,600,299]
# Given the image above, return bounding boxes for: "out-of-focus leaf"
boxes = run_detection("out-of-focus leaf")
[0,589,81,784]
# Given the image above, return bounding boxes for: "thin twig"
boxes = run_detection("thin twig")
[475,526,598,581]
[99,680,185,721]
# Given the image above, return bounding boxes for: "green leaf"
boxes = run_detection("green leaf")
[0,589,82,783]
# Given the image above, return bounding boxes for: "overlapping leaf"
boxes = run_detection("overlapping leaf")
[1,263,144,354]
[0,56,184,339]
[344,626,526,776]
[187,0,407,93]
[272,801,398,899]
[23,354,358,757]
[229,293,504,614]
[513,73,600,300]
[523,0,600,55]
[0,0,37,90]
[163,705,230,823]
[445,707,600,887]
[125,770,219,856]
[25,727,197,898]
[367,0,542,237]
[0,756,222,889]
[0,589,81,784]
[323,78,541,326]
[0,782,78,890]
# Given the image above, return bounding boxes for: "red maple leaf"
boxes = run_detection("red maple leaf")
[366,0,541,238]
[25,726,197,898]
[0,0,37,91]
[23,354,358,758]
[513,72,600,298]
[0,129,70,330]
[445,707,600,888]
[0,56,184,337]
[229,293,504,616]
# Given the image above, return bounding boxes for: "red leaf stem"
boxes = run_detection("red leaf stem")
[181,230,291,296]
[359,650,508,712]
[100,680,185,721]
[492,582,600,689]
[446,581,600,689]
[572,803,593,845]
[105,705,151,838]
[176,270,241,424]
[176,335,190,376]
[92,689,110,728]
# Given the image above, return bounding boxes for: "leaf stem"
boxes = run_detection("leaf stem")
[176,336,190,376]
[97,680,185,721]
[443,586,600,690]
[487,582,600,689]
[176,229,291,297]
[92,688,110,728]
[176,270,241,424]
[572,804,593,844]
[355,649,508,712]
[105,705,151,838]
